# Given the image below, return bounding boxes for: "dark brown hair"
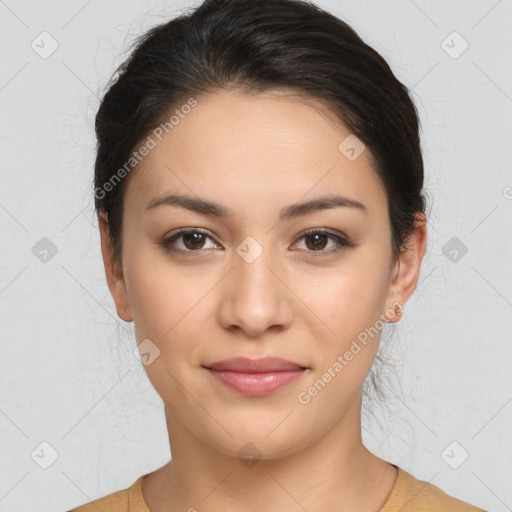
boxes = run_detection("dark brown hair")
[94,0,428,266]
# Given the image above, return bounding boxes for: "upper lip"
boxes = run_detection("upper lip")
[204,357,307,373]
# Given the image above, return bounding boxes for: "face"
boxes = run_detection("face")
[100,89,425,460]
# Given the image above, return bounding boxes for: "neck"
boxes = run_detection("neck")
[143,396,398,512]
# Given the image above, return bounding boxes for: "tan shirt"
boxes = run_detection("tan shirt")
[68,465,486,511]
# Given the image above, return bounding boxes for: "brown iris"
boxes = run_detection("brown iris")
[304,233,328,251]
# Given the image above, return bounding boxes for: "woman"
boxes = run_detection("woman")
[70,0,485,510]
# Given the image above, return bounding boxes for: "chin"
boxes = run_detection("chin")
[197,416,315,462]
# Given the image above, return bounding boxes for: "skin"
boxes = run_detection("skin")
[99,88,427,512]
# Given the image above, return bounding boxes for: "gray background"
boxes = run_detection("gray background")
[0,1,511,511]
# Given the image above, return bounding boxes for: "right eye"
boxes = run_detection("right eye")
[159,228,222,254]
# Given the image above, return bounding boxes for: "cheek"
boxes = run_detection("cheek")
[125,270,170,339]
[293,253,392,401]
[124,262,206,406]
[122,242,182,343]
[295,254,391,341]
[123,250,213,364]
[296,279,387,410]
[122,234,185,327]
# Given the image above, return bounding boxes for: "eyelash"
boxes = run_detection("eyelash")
[159,227,354,256]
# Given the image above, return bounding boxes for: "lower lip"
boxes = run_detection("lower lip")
[206,368,306,396]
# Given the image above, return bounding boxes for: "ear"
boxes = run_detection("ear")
[385,212,428,323]
[98,212,133,322]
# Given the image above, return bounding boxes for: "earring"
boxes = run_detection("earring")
[385,303,403,322]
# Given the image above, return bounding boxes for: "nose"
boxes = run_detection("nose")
[217,243,294,338]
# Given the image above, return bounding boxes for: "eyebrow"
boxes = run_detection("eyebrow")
[144,193,367,220]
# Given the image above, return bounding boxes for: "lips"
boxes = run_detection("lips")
[205,357,307,373]
[203,357,308,396]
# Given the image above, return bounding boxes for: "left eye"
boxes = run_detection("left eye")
[293,229,352,254]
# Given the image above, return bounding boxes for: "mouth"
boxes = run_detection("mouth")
[202,357,309,396]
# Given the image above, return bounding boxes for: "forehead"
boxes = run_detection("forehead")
[124,89,387,221]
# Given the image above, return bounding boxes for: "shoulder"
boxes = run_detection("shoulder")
[67,475,148,512]
[380,466,487,512]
